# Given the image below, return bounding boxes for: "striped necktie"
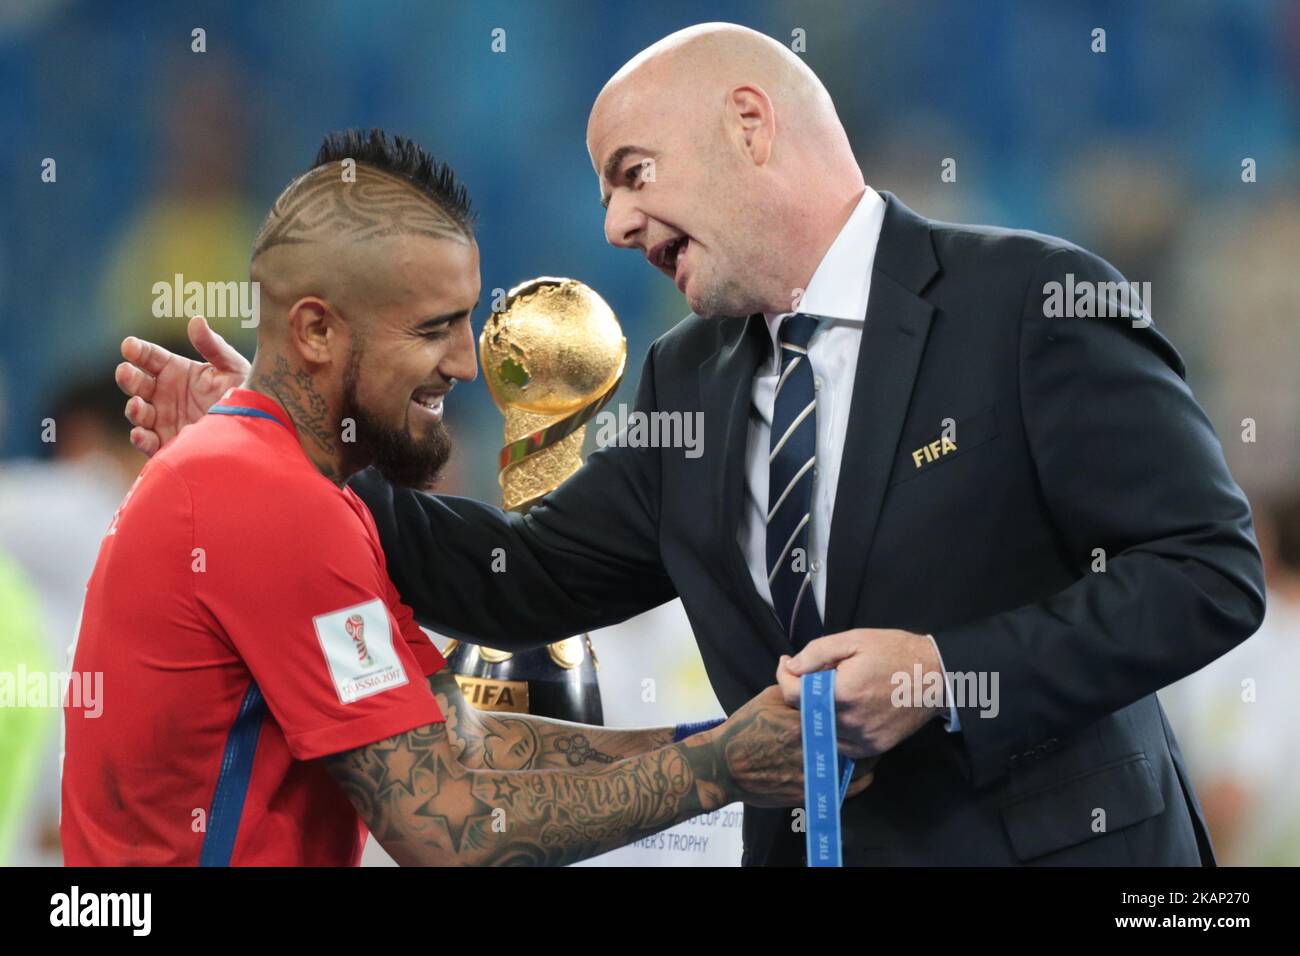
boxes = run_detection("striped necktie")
[766,313,823,649]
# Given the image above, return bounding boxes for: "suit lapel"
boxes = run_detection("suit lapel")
[699,315,790,658]
[824,193,940,632]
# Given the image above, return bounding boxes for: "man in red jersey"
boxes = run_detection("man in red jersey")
[65,129,861,866]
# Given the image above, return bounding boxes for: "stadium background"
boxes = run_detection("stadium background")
[1,0,1297,865]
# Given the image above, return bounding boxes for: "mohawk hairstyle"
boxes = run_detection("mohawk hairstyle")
[251,127,475,260]
[314,128,476,232]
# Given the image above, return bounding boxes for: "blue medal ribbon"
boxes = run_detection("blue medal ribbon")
[802,670,855,867]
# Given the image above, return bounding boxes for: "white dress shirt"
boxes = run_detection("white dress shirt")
[737,184,960,730]
[738,185,884,618]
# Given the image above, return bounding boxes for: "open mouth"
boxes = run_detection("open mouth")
[649,235,691,287]
[410,387,447,422]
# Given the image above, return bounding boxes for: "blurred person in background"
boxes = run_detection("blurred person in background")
[0,371,142,864]
[1162,493,1300,865]
[0,374,144,646]
[95,61,262,356]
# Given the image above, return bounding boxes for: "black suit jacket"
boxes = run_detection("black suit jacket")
[352,193,1265,865]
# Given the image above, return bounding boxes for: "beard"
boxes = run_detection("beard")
[340,345,453,490]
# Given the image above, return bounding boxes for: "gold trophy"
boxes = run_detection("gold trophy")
[443,277,626,722]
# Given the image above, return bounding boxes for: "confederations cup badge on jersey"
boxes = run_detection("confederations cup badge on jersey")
[314,599,408,704]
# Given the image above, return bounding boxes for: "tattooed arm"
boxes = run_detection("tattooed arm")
[426,670,674,773]
[326,721,723,866]
[323,685,851,866]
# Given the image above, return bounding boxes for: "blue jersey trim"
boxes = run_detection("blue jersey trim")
[209,404,290,430]
[199,681,266,866]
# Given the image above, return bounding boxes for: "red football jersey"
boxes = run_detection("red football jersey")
[62,388,446,866]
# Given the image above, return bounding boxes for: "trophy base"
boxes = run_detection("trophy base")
[445,639,603,725]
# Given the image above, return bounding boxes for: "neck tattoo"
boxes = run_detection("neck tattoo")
[248,354,344,484]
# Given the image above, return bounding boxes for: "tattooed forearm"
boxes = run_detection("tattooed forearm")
[550,732,617,767]
[323,683,811,865]
[323,721,729,867]
[427,670,673,773]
